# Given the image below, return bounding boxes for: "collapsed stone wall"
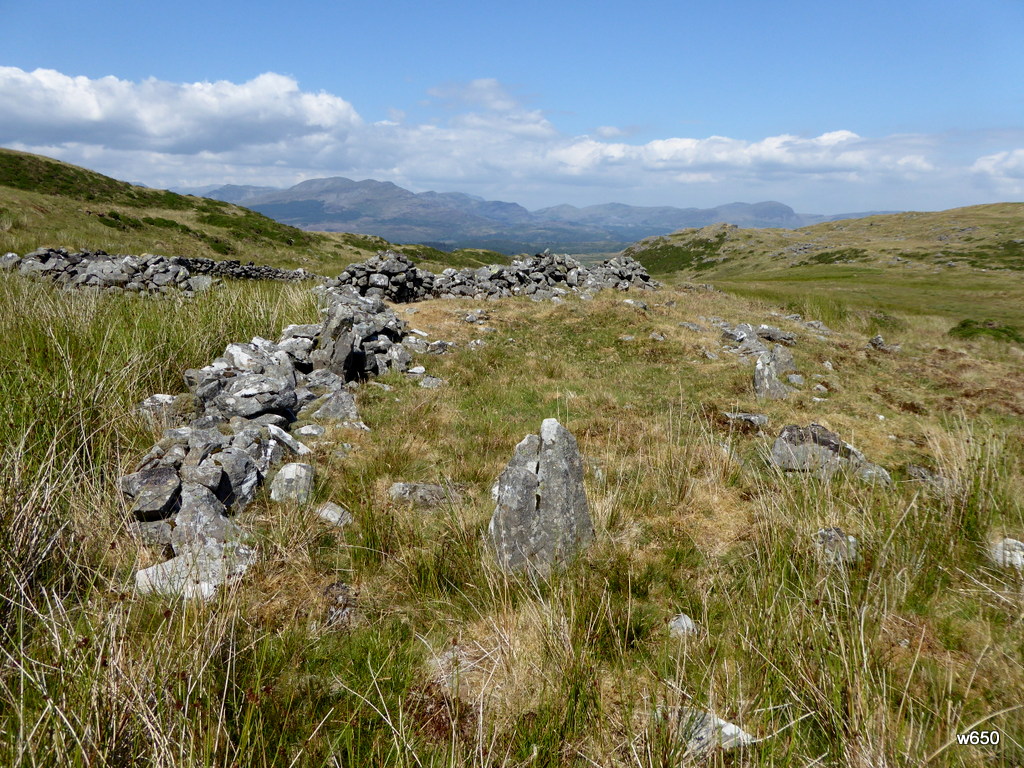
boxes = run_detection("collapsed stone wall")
[121,284,414,597]
[327,250,659,303]
[1,248,317,295]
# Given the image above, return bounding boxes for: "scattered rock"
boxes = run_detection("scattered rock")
[655,707,755,756]
[323,581,357,628]
[388,482,456,508]
[669,613,700,638]
[489,418,594,574]
[868,334,901,353]
[419,375,446,389]
[270,463,315,504]
[723,411,769,428]
[315,501,353,527]
[814,527,859,566]
[771,424,891,483]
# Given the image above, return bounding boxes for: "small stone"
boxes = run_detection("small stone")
[388,482,454,508]
[419,375,445,389]
[656,707,755,756]
[266,424,312,455]
[723,411,768,428]
[649,332,666,341]
[315,501,353,527]
[270,463,315,504]
[324,581,356,628]
[407,365,427,375]
[815,526,859,566]
[987,537,1024,570]
[295,424,326,437]
[669,613,699,638]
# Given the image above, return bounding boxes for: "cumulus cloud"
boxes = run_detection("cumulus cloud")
[0,66,1014,210]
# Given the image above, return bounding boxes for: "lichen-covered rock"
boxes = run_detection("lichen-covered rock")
[388,482,454,508]
[489,419,594,574]
[270,462,315,504]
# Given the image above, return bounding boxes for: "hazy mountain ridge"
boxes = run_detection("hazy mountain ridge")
[188,177,894,254]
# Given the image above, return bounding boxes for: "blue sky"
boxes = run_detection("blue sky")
[1,0,1022,212]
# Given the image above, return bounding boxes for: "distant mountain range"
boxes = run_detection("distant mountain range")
[179,178,894,254]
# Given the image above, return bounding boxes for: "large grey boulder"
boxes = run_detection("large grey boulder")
[489,419,594,574]
[771,424,891,484]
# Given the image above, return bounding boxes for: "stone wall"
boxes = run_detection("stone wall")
[1,248,316,295]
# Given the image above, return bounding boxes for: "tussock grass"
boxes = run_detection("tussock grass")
[1,275,1022,766]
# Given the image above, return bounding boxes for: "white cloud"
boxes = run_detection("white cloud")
[0,66,1015,211]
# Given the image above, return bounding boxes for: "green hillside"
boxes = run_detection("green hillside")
[624,206,1024,330]
[0,148,510,274]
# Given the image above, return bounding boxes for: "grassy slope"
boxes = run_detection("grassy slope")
[622,205,1024,332]
[0,270,1021,766]
[0,148,512,274]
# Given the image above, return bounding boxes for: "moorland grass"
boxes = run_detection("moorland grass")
[0,275,1022,766]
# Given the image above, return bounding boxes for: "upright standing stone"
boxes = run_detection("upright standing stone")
[489,419,594,574]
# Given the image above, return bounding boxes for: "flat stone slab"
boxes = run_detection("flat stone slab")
[135,541,256,600]
[388,482,455,508]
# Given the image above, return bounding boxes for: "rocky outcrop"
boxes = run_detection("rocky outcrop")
[771,424,891,483]
[326,250,659,304]
[489,419,594,574]
[2,247,315,295]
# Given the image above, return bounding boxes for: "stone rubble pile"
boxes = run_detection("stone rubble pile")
[2,247,315,295]
[326,250,659,303]
[122,284,412,598]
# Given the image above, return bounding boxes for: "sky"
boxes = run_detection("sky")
[1,0,1022,213]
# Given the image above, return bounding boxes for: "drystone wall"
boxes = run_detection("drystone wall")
[327,250,659,302]
[1,248,316,295]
